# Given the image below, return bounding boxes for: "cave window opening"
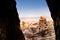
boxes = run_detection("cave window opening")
[16,0,55,40]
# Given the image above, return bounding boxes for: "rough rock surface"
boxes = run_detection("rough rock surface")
[0,0,25,40]
[46,0,60,40]
[23,19,55,40]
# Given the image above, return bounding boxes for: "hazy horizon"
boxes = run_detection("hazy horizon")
[16,0,51,18]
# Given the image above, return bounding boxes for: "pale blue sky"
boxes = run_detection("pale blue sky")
[16,0,51,18]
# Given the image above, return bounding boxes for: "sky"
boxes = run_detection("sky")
[16,0,51,18]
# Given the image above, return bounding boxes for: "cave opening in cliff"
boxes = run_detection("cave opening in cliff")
[16,0,56,40]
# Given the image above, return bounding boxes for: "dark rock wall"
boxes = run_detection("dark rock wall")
[0,0,25,40]
[46,0,60,40]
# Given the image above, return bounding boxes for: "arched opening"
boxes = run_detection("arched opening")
[16,0,55,40]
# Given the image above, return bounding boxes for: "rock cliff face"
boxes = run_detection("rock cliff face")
[0,0,25,40]
[22,17,55,40]
[46,0,60,40]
